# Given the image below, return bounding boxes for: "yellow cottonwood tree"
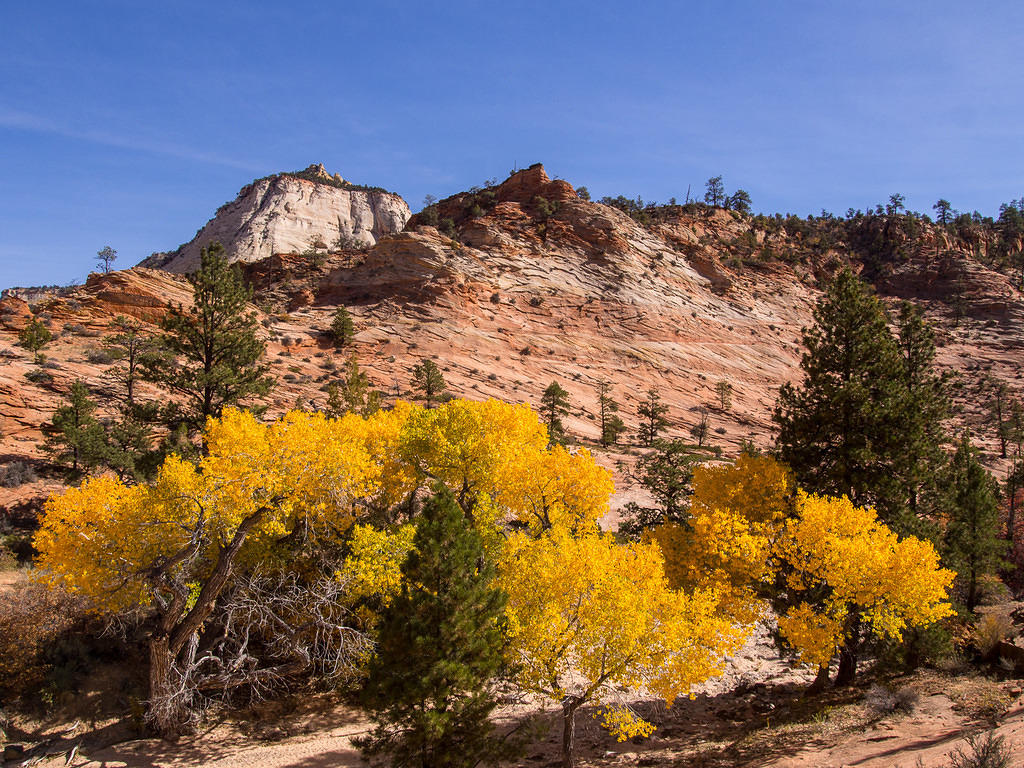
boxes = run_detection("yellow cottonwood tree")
[400,399,548,505]
[499,527,745,768]
[399,398,612,531]
[36,408,381,734]
[776,491,954,684]
[650,454,952,685]
[495,443,613,534]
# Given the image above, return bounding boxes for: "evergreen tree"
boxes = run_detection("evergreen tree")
[715,380,733,411]
[1006,457,1024,552]
[326,355,381,417]
[636,387,669,446]
[933,199,953,225]
[358,489,512,768]
[412,358,447,408]
[773,269,910,530]
[689,406,710,447]
[539,381,571,445]
[941,434,1006,612]
[19,318,52,364]
[596,380,625,447]
[618,439,698,540]
[986,376,1012,459]
[890,302,952,536]
[726,189,752,214]
[102,412,159,483]
[102,315,162,409]
[44,380,109,475]
[145,242,273,433]
[704,176,725,207]
[329,307,355,347]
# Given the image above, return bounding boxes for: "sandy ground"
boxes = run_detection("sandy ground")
[6,570,1024,768]
[2,613,1022,768]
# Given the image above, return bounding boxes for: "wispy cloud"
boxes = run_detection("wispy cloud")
[0,108,263,172]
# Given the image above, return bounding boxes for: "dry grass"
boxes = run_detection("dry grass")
[974,613,1014,657]
[947,676,1016,722]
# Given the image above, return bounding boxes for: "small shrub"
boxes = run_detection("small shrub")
[62,323,87,336]
[84,347,115,364]
[947,730,1012,768]
[529,296,544,307]
[24,369,52,385]
[0,461,37,488]
[864,684,919,717]
[490,293,501,304]
[0,582,93,701]
[974,613,1014,657]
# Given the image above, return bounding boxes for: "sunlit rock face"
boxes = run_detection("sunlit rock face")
[142,166,410,273]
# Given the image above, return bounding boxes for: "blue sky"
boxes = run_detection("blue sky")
[2,1,1022,289]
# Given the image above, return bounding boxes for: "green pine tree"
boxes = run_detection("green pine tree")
[540,381,571,445]
[358,489,513,768]
[689,406,710,448]
[19,318,52,364]
[773,269,911,531]
[986,375,1012,459]
[326,355,381,417]
[412,358,447,408]
[102,315,163,409]
[145,242,274,433]
[102,412,160,483]
[330,307,356,347]
[44,380,109,475]
[888,302,953,536]
[596,380,625,447]
[714,380,733,411]
[618,439,699,540]
[941,434,1006,612]
[636,387,669,446]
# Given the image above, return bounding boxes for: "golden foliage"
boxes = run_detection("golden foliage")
[650,454,953,671]
[400,399,613,532]
[652,453,794,624]
[35,399,615,616]
[776,491,954,668]
[499,526,744,740]
[36,408,383,611]
[340,523,417,605]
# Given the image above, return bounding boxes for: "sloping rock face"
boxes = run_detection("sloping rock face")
[143,165,410,273]
[2,165,1023,522]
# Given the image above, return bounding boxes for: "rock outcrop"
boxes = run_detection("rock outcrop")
[142,165,410,272]
[3,164,1023,522]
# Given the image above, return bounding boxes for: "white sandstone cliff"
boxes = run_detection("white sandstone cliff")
[142,165,410,272]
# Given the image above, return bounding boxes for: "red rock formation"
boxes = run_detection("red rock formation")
[2,166,1022,522]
